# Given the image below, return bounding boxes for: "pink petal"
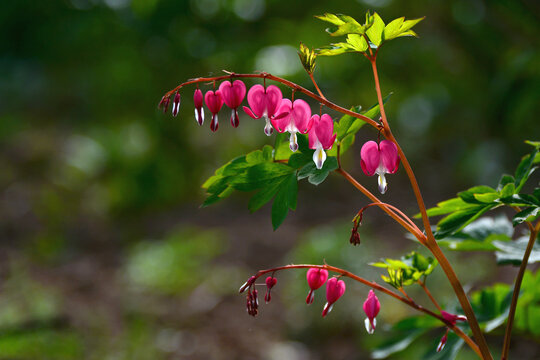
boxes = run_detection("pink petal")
[308,115,320,149]
[246,84,266,118]
[315,114,335,149]
[290,99,312,133]
[362,290,380,320]
[379,140,400,174]
[193,88,203,108]
[265,85,283,116]
[270,98,292,133]
[204,90,224,114]
[325,278,346,304]
[219,80,246,109]
[243,105,260,119]
[360,141,380,176]
[306,268,328,290]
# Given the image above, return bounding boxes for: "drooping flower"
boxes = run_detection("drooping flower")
[264,276,277,303]
[172,91,181,117]
[322,277,346,317]
[219,80,246,128]
[308,114,336,169]
[306,268,328,305]
[243,84,283,136]
[363,290,381,334]
[158,95,170,113]
[441,311,467,326]
[194,88,204,126]
[246,288,259,317]
[271,99,313,152]
[437,330,449,352]
[360,140,400,194]
[204,89,224,132]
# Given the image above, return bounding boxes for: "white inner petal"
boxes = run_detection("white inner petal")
[313,146,326,170]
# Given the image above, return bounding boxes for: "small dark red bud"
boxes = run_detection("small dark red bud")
[436,330,449,352]
[350,227,360,245]
[160,97,170,113]
[239,275,257,294]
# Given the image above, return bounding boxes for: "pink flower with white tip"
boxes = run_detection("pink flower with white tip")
[204,89,224,132]
[363,290,381,334]
[322,277,346,317]
[243,84,283,136]
[193,88,204,126]
[264,276,277,304]
[306,268,328,305]
[308,114,336,169]
[219,80,246,128]
[360,140,400,194]
[271,98,313,152]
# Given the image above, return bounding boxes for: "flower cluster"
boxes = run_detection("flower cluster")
[240,268,382,334]
[159,80,338,170]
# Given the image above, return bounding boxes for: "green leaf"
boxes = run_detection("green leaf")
[499,194,540,207]
[423,197,474,218]
[247,180,283,213]
[497,174,515,191]
[316,13,373,37]
[365,12,385,46]
[371,251,438,287]
[436,216,513,251]
[457,185,497,204]
[500,182,515,198]
[335,105,363,141]
[525,140,540,148]
[271,173,298,230]
[362,93,392,120]
[316,42,356,56]
[346,34,368,52]
[494,235,540,265]
[383,16,424,41]
[434,204,494,239]
[231,162,294,191]
[514,147,538,192]
[471,283,512,327]
[297,157,338,186]
[512,206,540,226]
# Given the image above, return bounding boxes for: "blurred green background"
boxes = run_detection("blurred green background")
[0,0,539,359]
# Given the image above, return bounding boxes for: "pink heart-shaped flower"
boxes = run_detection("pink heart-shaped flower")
[219,80,246,109]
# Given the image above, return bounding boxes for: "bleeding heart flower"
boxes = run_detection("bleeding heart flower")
[322,277,346,317]
[308,114,336,169]
[172,91,181,117]
[271,99,313,152]
[306,268,329,305]
[441,311,467,326]
[243,84,283,136]
[264,276,277,303]
[437,330,449,352]
[360,140,400,194]
[219,80,246,128]
[363,290,381,334]
[204,89,224,132]
[194,88,204,126]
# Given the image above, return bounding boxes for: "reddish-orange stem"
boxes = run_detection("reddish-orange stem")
[369,57,491,360]
[501,221,540,359]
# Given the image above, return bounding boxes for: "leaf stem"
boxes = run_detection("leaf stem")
[309,72,327,100]
[162,72,379,128]
[247,263,481,358]
[419,280,443,312]
[500,221,540,360]
[369,57,492,360]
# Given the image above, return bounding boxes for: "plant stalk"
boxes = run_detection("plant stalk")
[369,57,492,360]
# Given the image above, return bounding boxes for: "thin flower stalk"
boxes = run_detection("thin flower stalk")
[246,263,481,358]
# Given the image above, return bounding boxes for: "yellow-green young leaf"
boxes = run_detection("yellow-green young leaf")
[400,17,425,32]
[474,192,500,203]
[346,34,368,52]
[383,17,404,40]
[314,13,345,26]
[395,30,418,38]
[316,43,355,56]
[298,42,316,74]
[366,12,385,46]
